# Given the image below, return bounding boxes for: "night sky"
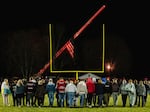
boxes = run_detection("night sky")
[0,1,150,79]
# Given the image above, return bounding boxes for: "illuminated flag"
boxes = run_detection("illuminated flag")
[55,39,74,58]
[65,39,74,58]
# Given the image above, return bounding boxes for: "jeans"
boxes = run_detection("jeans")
[58,93,65,107]
[67,92,75,107]
[112,92,119,106]
[79,94,85,107]
[138,95,145,107]
[87,93,93,106]
[98,94,104,106]
[26,93,34,106]
[48,92,54,106]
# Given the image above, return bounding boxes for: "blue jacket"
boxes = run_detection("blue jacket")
[46,82,55,93]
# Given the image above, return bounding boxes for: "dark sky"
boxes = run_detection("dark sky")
[0,1,150,79]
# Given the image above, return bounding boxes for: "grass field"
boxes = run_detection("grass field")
[0,93,149,112]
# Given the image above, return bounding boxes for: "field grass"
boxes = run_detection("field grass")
[0,93,149,112]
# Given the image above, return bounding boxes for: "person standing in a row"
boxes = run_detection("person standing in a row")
[65,79,77,107]
[111,78,120,106]
[15,79,25,107]
[125,79,136,107]
[95,78,105,107]
[26,77,37,107]
[10,79,17,106]
[103,77,112,107]
[46,78,56,107]
[86,76,95,108]
[77,79,87,107]
[35,79,46,107]
[137,80,146,107]
[56,77,66,107]
[1,78,11,106]
[120,78,128,107]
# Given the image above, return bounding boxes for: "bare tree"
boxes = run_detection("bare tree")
[0,25,49,78]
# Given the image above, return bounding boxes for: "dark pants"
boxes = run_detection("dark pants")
[12,93,17,106]
[97,94,104,106]
[56,93,60,107]
[144,93,147,103]
[26,93,34,106]
[16,93,24,106]
[37,96,44,106]
[58,93,65,107]
[103,93,111,106]
[87,93,93,106]
[93,94,96,106]
[138,95,145,107]
[65,92,69,107]
[121,94,128,107]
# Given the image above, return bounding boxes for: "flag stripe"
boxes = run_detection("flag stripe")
[67,41,74,53]
[66,40,74,58]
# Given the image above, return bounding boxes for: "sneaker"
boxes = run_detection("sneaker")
[7,104,10,106]
[27,104,30,107]
[88,105,92,108]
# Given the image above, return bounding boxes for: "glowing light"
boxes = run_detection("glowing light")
[105,61,115,72]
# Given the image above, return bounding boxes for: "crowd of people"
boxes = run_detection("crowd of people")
[1,75,150,108]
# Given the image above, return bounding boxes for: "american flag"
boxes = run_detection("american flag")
[65,39,74,58]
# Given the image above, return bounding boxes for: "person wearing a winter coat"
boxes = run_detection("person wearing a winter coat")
[77,79,87,107]
[125,79,136,107]
[15,79,25,107]
[56,77,66,107]
[86,77,95,108]
[137,80,146,107]
[111,78,120,106]
[103,77,112,107]
[46,78,55,107]
[95,78,105,107]
[35,80,46,107]
[120,78,128,107]
[65,79,77,107]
